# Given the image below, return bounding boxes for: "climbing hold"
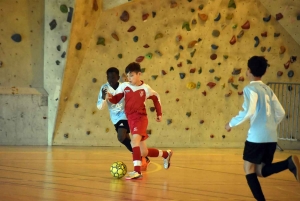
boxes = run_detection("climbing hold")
[261,32,267,37]
[187,60,192,64]
[192,19,197,24]
[142,44,149,49]
[185,128,190,131]
[75,42,82,50]
[155,50,162,56]
[191,8,195,13]
[0,61,2,67]
[93,0,98,11]
[197,82,201,89]
[212,30,220,37]
[211,44,219,50]
[190,49,196,57]
[118,54,122,59]
[86,131,91,135]
[207,82,216,89]
[287,86,293,91]
[176,35,182,42]
[11,34,22,42]
[284,61,290,69]
[185,112,192,117]
[276,13,283,21]
[237,30,244,38]
[238,76,244,81]
[186,82,196,89]
[199,120,204,124]
[214,76,221,81]
[136,56,144,62]
[170,1,178,8]
[298,15,300,20]
[210,54,217,60]
[142,13,149,21]
[151,75,158,80]
[127,26,136,32]
[74,103,79,108]
[64,133,69,138]
[228,0,236,9]
[232,24,237,29]
[150,107,155,112]
[218,62,221,66]
[279,46,286,54]
[232,68,241,75]
[179,45,184,50]
[202,90,207,96]
[214,13,221,21]
[222,135,226,139]
[198,13,208,21]
[60,5,68,13]
[61,51,66,58]
[228,77,234,83]
[170,66,174,71]
[241,20,250,29]
[162,70,167,75]
[145,53,152,59]
[151,11,156,18]
[177,62,182,67]
[226,13,234,20]
[141,68,145,73]
[198,38,202,42]
[97,37,105,46]
[238,91,243,95]
[190,68,196,73]
[290,56,297,63]
[277,71,283,76]
[230,35,236,45]
[261,47,266,52]
[120,11,129,22]
[56,60,60,65]
[223,55,229,59]
[209,69,215,73]
[188,0,192,2]
[198,67,202,74]
[267,47,271,52]
[288,70,294,78]
[182,22,191,31]
[146,130,152,135]
[222,84,226,89]
[225,90,232,97]
[274,32,280,37]
[176,98,180,102]
[49,19,57,30]
[167,119,172,125]
[198,4,204,10]
[254,36,260,47]
[61,36,67,42]
[210,134,214,138]
[179,73,186,79]
[231,83,238,89]
[105,128,109,133]
[57,45,61,51]
[188,40,197,48]
[155,33,163,40]
[111,33,119,41]
[263,15,271,22]
[92,78,97,83]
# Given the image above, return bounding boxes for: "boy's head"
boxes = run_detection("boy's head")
[106,67,119,87]
[125,62,142,85]
[247,56,268,79]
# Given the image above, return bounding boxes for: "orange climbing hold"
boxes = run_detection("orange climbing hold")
[241,20,250,29]
[188,40,197,48]
[202,91,207,96]
[170,1,178,8]
[198,13,208,21]
[230,35,236,45]
[111,33,119,41]
[225,90,232,97]
[228,77,234,83]
[279,46,286,54]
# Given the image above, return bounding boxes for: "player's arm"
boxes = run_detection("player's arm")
[147,86,162,121]
[229,87,258,127]
[271,92,285,124]
[107,83,125,104]
[96,85,107,110]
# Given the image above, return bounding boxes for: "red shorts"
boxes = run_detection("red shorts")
[128,115,149,141]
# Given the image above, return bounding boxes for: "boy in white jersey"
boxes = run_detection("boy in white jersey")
[106,62,173,180]
[225,56,300,201]
[97,67,150,171]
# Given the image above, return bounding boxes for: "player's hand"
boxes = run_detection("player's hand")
[225,123,231,132]
[101,88,107,100]
[156,116,162,122]
[106,92,112,100]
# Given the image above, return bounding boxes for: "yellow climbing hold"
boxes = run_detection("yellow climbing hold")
[186,82,196,89]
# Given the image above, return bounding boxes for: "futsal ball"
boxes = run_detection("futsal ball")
[110,161,127,178]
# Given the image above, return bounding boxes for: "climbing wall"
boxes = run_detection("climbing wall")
[53,0,300,148]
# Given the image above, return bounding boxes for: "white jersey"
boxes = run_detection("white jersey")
[97,82,127,124]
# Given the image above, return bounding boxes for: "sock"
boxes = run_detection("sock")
[132,146,141,174]
[261,160,288,177]
[121,137,132,152]
[147,148,169,158]
[246,173,265,201]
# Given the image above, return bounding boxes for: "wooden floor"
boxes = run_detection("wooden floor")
[0,146,299,201]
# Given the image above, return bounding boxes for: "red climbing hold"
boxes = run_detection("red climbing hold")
[120,11,129,22]
[136,56,144,63]
[241,20,250,29]
[143,44,150,48]
[230,35,236,45]
[142,13,149,21]
[276,13,283,21]
[127,26,136,32]
[207,82,216,89]
[261,32,267,37]
[202,91,207,96]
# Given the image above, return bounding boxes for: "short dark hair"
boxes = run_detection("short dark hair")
[106,67,119,75]
[125,62,141,74]
[247,56,268,77]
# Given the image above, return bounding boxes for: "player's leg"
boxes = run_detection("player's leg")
[126,133,143,179]
[116,120,133,152]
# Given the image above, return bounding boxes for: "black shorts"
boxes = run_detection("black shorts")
[243,141,277,164]
[114,120,130,134]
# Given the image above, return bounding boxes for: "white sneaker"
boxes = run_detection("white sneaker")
[163,150,173,169]
[125,171,143,180]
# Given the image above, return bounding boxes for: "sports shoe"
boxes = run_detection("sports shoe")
[288,155,300,182]
[125,171,143,180]
[141,157,151,171]
[163,150,173,169]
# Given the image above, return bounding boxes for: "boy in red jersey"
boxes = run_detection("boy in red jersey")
[106,62,173,179]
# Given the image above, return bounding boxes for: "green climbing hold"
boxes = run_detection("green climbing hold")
[214,76,221,81]
[187,60,192,64]
[232,24,238,29]
[231,83,238,89]
[97,37,105,46]
[141,68,145,73]
[190,49,196,58]
[182,22,191,31]
[60,5,68,13]
[155,33,163,40]
[151,75,158,80]
[133,36,138,42]
[228,0,236,9]
[198,67,202,74]
[118,54,122,58]
[175,53,180,60]
[223,55,229,59]
[170,66,174,71]
[196,82,201,89]
[145,53,153,59]
[212,30,220,37]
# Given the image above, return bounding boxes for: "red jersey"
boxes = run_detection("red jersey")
[108,81,162,118]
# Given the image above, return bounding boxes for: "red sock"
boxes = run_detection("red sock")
[132,146,141,173]
[147,148,159,157]
[162,151,168,159]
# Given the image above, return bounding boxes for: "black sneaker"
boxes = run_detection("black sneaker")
[288,155,300,182]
